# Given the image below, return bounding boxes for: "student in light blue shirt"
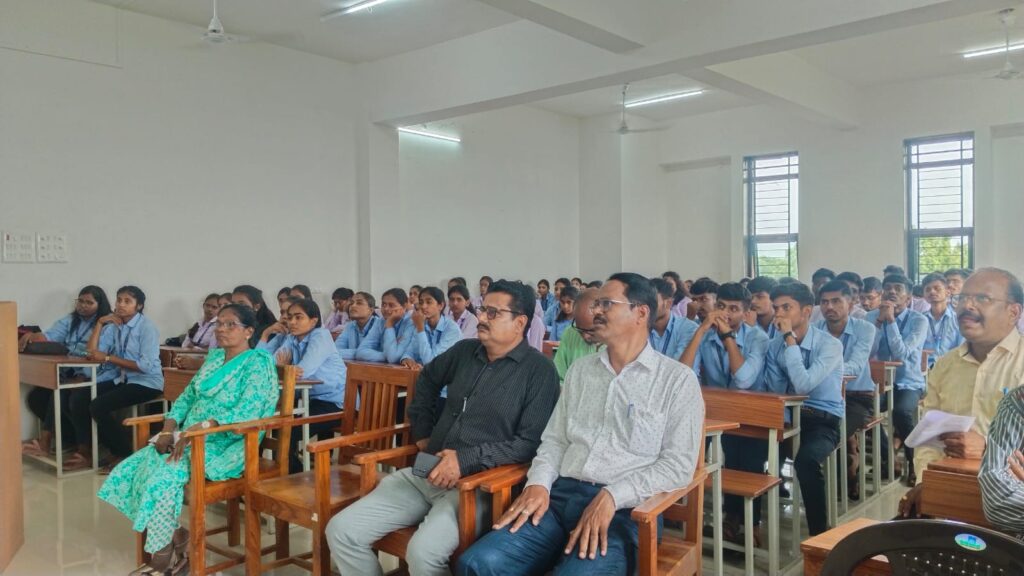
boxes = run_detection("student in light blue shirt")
[20,285,115,468]
[543,278,570,334]
[920,272,964,367]
[84,286,164,471]
[816,280,877,500]
[548,286,578,342]
[679,281,768,539]
[259,298,347,472]
[763,281,843,536]
[402,287,463,369]
[537,279,556,314]
[649,278,699,361]
[337,292,384,361]
[866,274,929,483]
[746,276,780,340]
[379,288,416,364]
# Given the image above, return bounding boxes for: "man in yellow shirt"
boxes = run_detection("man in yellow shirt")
[899,267,1024,517]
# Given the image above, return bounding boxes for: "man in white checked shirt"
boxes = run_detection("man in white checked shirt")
[457,273,704,576]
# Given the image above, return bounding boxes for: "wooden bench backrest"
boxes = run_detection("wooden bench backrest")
[264,365,298,475]
[339,363,419,458]
[161,368,196,403]
[702,388,788,431]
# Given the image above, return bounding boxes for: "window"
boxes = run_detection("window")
[745,153,799,278]
[904,133,974,282]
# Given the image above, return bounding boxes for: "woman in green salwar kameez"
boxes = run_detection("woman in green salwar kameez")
[98,304,279,575]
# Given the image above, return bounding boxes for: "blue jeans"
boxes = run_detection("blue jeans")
[457,477,645,576]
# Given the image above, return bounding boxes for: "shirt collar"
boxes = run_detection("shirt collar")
[958,329,1022,363]
[652,314,678,338]
[474,337,531,364]
[123,313,142,329]
[598,342,659,374]
[799,325,819,352]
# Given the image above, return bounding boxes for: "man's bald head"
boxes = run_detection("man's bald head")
[574,288,599,344]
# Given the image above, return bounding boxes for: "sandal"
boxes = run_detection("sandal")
[22,439,47,458]
[129,542,174,575]
[168,528,189,576]
[62,453,91,472]
[98,457,125,476]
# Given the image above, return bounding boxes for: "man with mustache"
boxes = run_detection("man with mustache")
[867,274,928,484]
[458,273,704,576]
[899,267,1024,518]
[554,288,601,382]
[327,280,560,576]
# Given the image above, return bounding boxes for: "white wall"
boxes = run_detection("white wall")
[0,1,359,336]
[648,74,1024,283]
[396,106,581,290]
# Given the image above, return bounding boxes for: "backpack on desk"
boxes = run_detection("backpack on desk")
[23,341,70,355]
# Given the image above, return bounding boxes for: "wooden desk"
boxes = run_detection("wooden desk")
[702,388,806,574]
[802,517,889,576]
[920,469,990,527]
[703,419,739,576]
[19,354,102,477]
[159,345,206,368]
[928,457,980,476]
[542,341,559,360]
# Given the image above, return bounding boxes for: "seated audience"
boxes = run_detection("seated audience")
[537,279,555,313]
[979,386,1024,535]
[554,288,600,382]
[681,281,768,542]
[528,300,546,353]
[867,274,928,484]
[457,273,703,576]
[447,277,467,290]
[258,298,346,473]
[648,278,698,360]
[543,278,571,330]
[814,280,876,499]
[218,293,233,309]
[447,284,480,339]
[910,282,930,314]
[290,284,313,300]
[746,275,779,338]
[276,287,291,310]
[324,287,354,338]
[380,288,416,364]
[336,292,384,361]
[181,293,221,349]
[920,272,964,366]
[570,277,584,290]
[945,267,969,306]
[586,280,602,289]
[401,286,462,370]
[688,277,720,323]
[899,268,1024,516]
[98,304,278,575]
[860,276,882,312]
[548,286,578,342]
[21,285,114,469]
[84,286,164,474]
[662,270,692,319]
[407,285,423,312]
[472,276,492,308]
[836,271,867,319]
[232,285,278,348]
[327,280,559,576]
[764,282,843,536]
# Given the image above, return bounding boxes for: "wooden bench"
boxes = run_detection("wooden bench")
[801,517,888,576]
[920,469,990,527]
[159,345,207,368]
[927,457,980,476]
[706,469,782,576]
[869,360,902,484]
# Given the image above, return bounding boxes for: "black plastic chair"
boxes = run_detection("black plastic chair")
[821,519,1024,576]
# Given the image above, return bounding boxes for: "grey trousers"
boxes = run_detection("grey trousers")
[326,467,490,576]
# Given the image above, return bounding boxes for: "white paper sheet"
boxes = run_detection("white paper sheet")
[905,409,975,449]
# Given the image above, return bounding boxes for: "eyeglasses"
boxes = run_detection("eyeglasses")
[571,320,596,335]
[213,321,248,330]
[588,298,637,312]
[475,306,518,320]
[958,293,1010,307]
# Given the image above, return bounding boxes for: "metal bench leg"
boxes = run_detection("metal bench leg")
[839,418,848,515]
[744,497,754,576]
[825,451,836,528]
[857,429,868,499]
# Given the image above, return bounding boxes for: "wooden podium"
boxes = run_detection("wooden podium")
[0,302,24,572]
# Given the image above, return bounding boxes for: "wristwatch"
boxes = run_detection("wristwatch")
[783,331,796,341]
[719,331,735,340]
[104,355,110,363]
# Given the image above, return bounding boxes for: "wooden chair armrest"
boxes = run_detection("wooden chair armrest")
[348,442,418,464]
[307,424,412,454]
[122,414,166,427]
[181,415,291,439]
[630,470,708,524]
[470,463,531,493]
[228,411,346,436]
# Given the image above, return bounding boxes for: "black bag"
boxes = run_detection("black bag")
[23,341,70,355]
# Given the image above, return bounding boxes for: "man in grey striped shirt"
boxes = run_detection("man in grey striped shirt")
[458,273,704,576]
[979,385,1024,535]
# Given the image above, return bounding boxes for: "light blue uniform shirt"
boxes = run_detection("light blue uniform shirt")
[922,305,964,368]
[539,292,556,313]
[814,317,876,393]
[404,315,462,365]
[335,315,383,361]
[96,313,163,391]
[551,318,572,342]
[44,314,97,357]
[649,314,700,361]
[694,322,769,390]
[753,320,780,341]
[764,326,844,418]
[544,302,560,334]
[867,307,928,391]
[382,311,416,364]
[259,327,346,407]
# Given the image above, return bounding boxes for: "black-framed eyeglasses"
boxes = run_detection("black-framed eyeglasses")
[588,298,637,312]
[571,320,596,335]
[475,306,519,320]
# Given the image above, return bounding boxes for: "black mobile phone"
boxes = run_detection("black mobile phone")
[411,452,442,478]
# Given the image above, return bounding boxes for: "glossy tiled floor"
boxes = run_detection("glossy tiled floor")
[8,459,908,575]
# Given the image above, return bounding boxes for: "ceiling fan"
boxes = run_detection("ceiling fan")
[993,8,1022,80]
[612,84,669,135]
[201,0,247,44]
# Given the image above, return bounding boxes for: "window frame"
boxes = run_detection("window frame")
[744,152,800,278]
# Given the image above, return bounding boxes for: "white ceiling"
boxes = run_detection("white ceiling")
[93,0,518,63]
[532,74,753,121]
[792,9,1024,87]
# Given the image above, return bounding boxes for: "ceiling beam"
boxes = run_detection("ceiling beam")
[476,0,643,53]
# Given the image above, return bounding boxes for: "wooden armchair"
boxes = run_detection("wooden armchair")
[243,362,418,575]
[123,364,297,576]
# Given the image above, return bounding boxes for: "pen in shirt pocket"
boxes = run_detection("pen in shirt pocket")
[627,402,634,419]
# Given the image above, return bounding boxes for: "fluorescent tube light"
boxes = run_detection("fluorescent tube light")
[962,43,1024,58]
[397,127,461,143]
[321,0,390,21]
[625,89,704,108]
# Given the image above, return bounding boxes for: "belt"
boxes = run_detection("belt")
[846,391,876,398]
